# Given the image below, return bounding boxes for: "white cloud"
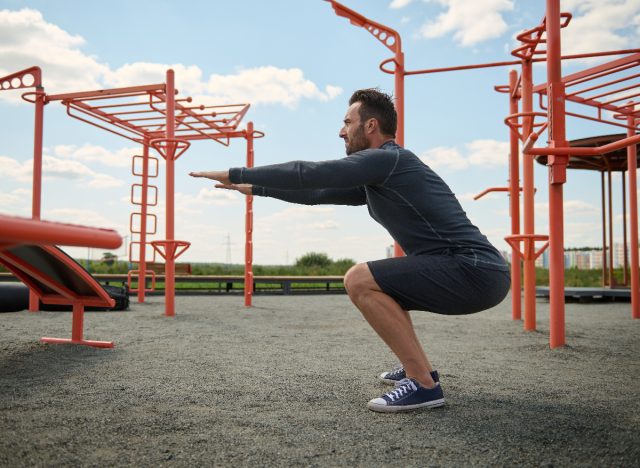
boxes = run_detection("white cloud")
[256,205,334,234]
[0,9,342,108]
[0,154,123,188]
[42,155,96,179]
[0,8,107,97]
[456,192,480,201]
[420,139,509,170]
[466,139,510,166]
[532,199,599,222]
[390,0,414,8]
[106,63,343,108]
[420,0,514,46]
[205,67,342,108]
[47,208,123,231]
[304,220,339,230]
[171,188,240,215]
[0,188,29,207]
[564,222,603,246]
[564,200,599,214]
[420,146,467,170]
[87,173,124,188]
[0,155,31,182]
[560,0,640,56]
[53,144,138,168]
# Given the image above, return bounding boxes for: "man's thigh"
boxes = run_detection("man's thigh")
[366,255,510,314]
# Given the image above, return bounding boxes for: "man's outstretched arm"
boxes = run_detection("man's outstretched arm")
[192,178,367,206]
[252,186,366,206]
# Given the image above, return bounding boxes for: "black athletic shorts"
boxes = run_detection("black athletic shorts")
[367,255,510,315]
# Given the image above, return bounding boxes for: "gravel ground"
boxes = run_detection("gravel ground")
[0,293,639,467]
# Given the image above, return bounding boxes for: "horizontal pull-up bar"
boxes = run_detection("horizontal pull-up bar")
[395,49,640,76]
[529,133,640,157]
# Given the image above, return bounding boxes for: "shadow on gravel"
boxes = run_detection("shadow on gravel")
[0,343,112,389]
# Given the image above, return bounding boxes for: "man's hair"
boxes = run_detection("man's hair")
[349,88,397,137]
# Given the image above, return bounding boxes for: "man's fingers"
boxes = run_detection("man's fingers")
[213,183,251,195]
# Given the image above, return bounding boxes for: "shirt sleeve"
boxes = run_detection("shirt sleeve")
[252,186,366,206]
[229,149,398,190]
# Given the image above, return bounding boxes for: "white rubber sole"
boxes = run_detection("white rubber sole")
[367,398,445,413]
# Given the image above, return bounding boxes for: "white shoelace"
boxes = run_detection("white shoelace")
[385,378,417,401]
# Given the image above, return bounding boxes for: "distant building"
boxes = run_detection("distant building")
[535,249,549,268]
[543,244,639,270]
[385,245,394,259]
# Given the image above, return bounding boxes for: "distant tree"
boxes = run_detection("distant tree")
[295,252,332,268]
[102,252,118,266]
[332,258,356,274]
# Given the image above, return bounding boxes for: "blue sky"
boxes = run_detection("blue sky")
[1,0,639,265]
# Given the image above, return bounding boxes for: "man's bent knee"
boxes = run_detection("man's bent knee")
[344,263,379,299]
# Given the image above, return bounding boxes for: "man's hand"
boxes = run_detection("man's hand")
[188,170,231,185]
[214,183,253,195]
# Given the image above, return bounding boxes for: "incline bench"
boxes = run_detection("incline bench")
[0,214,122,347]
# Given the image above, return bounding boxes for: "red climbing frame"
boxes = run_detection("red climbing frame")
[1,67,264,316]
[329,0,640,348]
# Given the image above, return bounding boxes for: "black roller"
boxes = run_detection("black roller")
[0,283,30,312]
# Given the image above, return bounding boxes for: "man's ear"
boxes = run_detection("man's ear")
[365,118,377,134]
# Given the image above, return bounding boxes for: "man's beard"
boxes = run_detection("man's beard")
[346,124,369,155]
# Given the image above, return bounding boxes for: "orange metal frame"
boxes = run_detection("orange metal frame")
[0,214,122,347]
[1,67,264,316]
[328,0,640,347]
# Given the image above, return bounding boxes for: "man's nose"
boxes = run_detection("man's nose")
[339,127,346,138]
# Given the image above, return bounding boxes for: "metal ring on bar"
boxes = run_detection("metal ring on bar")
[379,57,401,75]
[504,111,548,143]
[149,137,191,161]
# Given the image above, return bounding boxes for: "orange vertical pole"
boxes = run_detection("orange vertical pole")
[71,303,84,342]
[608,168,615,285]
[545,0,567,348]
[601,171,608,286]
[165,69,176,317]
[138,139,150,303]
[28,85,45,312]
[521,59,536,330]
[622,171,628,286]
[508,70,522,320]
[394,50,405,258]
[627,113,639,318]
[245,122,255,307]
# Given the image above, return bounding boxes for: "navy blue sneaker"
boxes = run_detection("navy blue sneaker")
[367,378,445,413]
[379,365,439,386]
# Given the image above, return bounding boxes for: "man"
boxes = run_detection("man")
[190,89,510,413]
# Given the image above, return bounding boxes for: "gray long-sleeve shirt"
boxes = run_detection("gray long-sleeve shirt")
[229,141,508,270]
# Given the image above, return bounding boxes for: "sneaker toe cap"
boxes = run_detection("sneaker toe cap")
[368,397,387,406]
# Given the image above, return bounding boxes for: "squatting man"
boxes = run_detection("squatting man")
[190,88,510,412]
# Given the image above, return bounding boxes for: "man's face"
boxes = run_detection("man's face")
[339,102,369,155]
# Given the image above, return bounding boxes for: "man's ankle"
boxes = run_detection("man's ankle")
[408,374,436,389]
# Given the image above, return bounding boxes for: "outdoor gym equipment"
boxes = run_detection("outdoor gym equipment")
[328,0,640,348]
[0,67,263,317]
[0,214,122,347]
